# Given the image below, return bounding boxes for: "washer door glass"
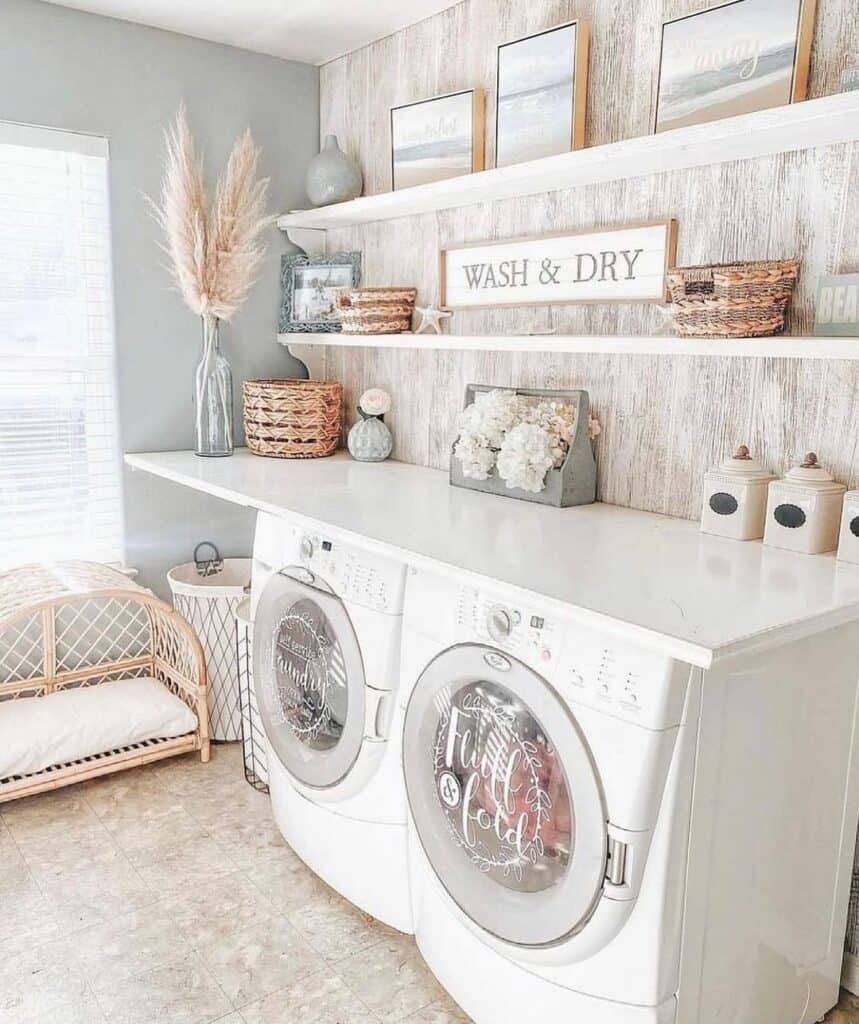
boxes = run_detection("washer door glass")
[403,644,607,947]
[253,568,366,789]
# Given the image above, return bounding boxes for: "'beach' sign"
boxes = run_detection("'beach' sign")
[440,221,677,310]
[814,274,859,337]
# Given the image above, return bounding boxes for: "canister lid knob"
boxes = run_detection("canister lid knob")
[801,452,820,469]
[713,444,773,481]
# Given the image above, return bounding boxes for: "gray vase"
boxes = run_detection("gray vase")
[348,415,393,462]
[306,134,363,207]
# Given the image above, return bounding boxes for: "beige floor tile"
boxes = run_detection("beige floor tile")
[135,833,237,895]
[334,934,449,1023]
[82,768,175,820]
[183,783,269,832]
[402,994,472,1023]
[1,788,103,844]
[16,820,122,876]
[200,914,320,1009]
[0,941,90,1023]
[247,848,334,915]
[240,971,380,1024]
[92,951,232,1024]
[108,805,206,863]
[0,856,35,899]
[209,811,288,866]
[18,989,109,1024]
[0,882,66,959]
[29,846,156,920]
[286,891,392,962]
[61,903,188,989]
[169,871,279,949]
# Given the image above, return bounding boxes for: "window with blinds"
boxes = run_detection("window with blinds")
[0,122,123,570]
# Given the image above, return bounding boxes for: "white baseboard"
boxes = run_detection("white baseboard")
[842,952,859,995]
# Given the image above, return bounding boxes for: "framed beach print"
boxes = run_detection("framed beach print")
[390,89,485,191]
[495,20,590,169]
[655,0,817,134]
[279,252,361,334]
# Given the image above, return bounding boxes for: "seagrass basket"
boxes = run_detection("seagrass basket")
[339,287,417,334]
[667,260,800,338]
[242,379,342,459]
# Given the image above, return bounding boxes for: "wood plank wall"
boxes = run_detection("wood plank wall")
[312,0,859,519]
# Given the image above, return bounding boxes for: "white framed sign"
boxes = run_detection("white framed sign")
[814,274,859,337]
[440,220,678,310]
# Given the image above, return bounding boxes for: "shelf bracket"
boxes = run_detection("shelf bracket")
[281,222,327,256]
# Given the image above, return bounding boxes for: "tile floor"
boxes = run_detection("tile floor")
[0,744,856,1024]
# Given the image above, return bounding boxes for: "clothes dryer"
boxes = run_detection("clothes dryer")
[400,566,859,1024]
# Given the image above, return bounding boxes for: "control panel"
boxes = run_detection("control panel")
[455,584,686,730]
[286,527,407,614]
[456,587,559,668]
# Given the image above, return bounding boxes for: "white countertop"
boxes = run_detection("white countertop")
[125,449,859,668]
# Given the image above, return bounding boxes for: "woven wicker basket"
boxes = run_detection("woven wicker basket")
[243,379,342,459]
[667,260,800,338]
[340,287,417,335]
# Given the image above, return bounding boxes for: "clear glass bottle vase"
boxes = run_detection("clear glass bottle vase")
[195,314,233,457]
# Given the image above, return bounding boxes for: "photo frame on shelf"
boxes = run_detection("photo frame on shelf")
[654,0,817,134]
[495,20,590,169]
[390,89,485,191]
[440,220,678,311]
[279,252,362,334]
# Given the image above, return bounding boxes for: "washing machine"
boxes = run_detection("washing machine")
[400,566,859,1024]
[252,511,411,932]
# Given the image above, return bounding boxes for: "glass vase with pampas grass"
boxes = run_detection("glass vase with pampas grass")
[150,108,273,456]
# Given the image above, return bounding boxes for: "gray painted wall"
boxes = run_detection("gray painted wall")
[0,0,318,595]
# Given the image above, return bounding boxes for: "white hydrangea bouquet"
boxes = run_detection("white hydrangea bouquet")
[452,387,599,505]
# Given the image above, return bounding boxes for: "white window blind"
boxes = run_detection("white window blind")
[0,122,124,570]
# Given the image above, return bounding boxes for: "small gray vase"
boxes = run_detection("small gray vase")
[306,134,363,207]
[348,414,393,462]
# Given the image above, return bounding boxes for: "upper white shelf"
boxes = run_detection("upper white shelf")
[278,92,859,232]
[277,333,859,360]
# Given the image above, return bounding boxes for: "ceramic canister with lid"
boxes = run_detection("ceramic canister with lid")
[701,445,775,541]
[837,490,859,564]
[763,453,846,555]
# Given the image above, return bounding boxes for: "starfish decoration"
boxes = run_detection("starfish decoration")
[413,302,452,335]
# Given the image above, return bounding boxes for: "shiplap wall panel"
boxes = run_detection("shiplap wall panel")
[315,0,859,521]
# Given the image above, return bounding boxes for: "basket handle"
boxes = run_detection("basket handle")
[194,541,223,578]
[570,390,591,449]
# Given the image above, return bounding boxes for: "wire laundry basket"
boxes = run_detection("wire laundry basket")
[168,547,251,742]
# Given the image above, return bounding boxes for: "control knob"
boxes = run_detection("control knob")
[299,536,315,561]
[487,605,512,641]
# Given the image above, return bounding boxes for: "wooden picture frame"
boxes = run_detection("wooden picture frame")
[439,220,678,311]
[495,19,590,169]
[654,0,817,134]
[390,89,485,192]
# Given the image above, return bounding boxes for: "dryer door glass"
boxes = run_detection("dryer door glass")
[253,569,366,789]
[433,678,572,894]
[404,644,607,947]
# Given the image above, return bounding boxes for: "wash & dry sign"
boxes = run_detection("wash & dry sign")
[440,220,677,310]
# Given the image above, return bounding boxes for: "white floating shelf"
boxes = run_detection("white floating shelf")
[277,333,859,359]
[278,92,859,233]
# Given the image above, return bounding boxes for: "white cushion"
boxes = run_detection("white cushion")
[0,676,198,779]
